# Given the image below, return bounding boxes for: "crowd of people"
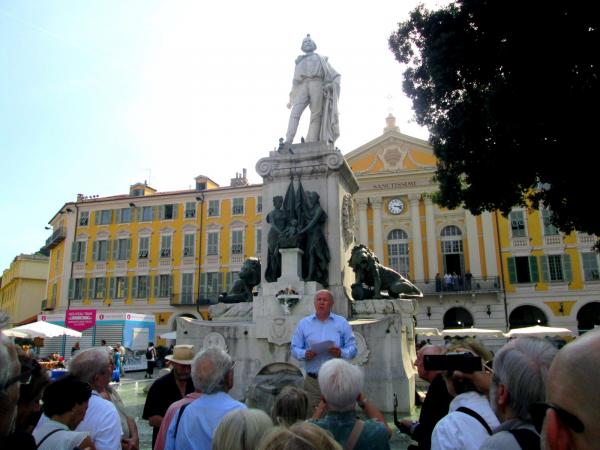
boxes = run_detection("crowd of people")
[1,290,599,450]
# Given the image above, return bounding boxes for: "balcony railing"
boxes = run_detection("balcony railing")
[170,292,219,306]
[44,227,66,250]
[415,276,501,296]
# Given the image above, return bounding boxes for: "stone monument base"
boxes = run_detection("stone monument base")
[176,296,417,413]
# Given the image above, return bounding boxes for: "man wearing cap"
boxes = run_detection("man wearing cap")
[143,345,195,449]
[291,289,357,411]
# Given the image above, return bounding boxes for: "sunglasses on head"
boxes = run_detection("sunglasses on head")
[529,402,584,434]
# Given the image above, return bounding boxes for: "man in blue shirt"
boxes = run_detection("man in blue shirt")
[164,347,246,450]
[291,289,357,410]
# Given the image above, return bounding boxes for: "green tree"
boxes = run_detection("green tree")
[389,1,599,237]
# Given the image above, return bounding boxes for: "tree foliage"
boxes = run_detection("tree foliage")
[389,0,600,236]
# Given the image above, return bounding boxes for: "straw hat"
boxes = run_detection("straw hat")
[165,345,195,365]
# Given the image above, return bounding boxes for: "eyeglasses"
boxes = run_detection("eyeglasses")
[529,402,584,434]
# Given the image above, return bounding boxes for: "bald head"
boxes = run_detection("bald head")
[545,330,600,449]
[415,345,444,382]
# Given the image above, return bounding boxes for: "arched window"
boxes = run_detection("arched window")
[509,305,548,329]
[387,229,409,277]
[441,225,462,237]
[443,307,474,329]
[577,302,600,335]
[440,225,464,276]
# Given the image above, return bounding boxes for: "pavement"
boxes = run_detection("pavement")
[113,370,420,450]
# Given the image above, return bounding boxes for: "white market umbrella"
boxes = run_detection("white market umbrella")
[415,327,441,336]
[2,329,29,338]
[442,327,505,338]
[505,325,575,338]
[7,320,82,338]
[159,331,177,340]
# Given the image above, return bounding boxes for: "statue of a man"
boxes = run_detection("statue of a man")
[284,34,341,145]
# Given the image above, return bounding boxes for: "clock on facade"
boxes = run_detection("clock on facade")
[388,198,404,215]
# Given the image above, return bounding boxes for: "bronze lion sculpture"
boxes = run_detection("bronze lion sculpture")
[219,257,261,303]
[348,245,422,300]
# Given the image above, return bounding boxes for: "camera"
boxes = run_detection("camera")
[423,352,482,373]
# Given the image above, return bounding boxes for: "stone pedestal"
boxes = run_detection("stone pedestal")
[177,297,417,413]
[177,142,417,414]
[256,142,359,318]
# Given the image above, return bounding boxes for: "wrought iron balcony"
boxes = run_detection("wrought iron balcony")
[414,276,501,296]
[44,227,66,250]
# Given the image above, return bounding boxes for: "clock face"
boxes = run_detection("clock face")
[388,198,404,215]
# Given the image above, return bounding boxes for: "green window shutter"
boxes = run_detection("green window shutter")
[82,279,88,298]
[132,276,138,298]
[563,254,573,282]
[81,242,86,262]
[153,206,159,221]
[136,207,142,222]
[168,274,173,296]
[200,272,207,297]
[124,277,129,298]
[88,278,96,299]
[109,277,116,298]
[108,210,113,224]
[507,257,517,284]
[68,279,74,300]
[92,241,98,261]
[71,244,78,262]
[217,272,223,295]
[529,256,539,282]
[115,209,121,224]
[540,256,549,282]
[153,275,159,298]
[126,239,131,260]
[111,240,117,261]
[94,211,99,225]
[173,204,178,219]
[159,205,165,220]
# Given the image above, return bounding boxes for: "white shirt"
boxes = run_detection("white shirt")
[76,391,123,450]
[431,391,500,450]
[33,418,88,450]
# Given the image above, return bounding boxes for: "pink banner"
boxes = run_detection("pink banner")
[65,309,96,332]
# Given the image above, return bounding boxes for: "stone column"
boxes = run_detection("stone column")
[357,198,369,246]
[424,196,438,280]
[482,211,499,277]
[371,198,384,259]
[465,210,482,277]
[409,194,424,281]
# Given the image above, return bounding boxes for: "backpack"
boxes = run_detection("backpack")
[146,348,153,359]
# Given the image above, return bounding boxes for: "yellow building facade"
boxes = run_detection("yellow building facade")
[497,206,600,334]
[0,253,49,325]
[44,173,262,338]
[42,116,600,342]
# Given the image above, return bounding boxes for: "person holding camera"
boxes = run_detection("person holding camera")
[430,339,499,450]
[396,345,453,450]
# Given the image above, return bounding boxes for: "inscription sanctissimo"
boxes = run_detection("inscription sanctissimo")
[371,181,417,190]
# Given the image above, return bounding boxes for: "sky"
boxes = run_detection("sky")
[0,0,447,272]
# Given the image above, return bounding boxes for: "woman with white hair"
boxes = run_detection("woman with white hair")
[212,408,273,450]
[310,358,391,450]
